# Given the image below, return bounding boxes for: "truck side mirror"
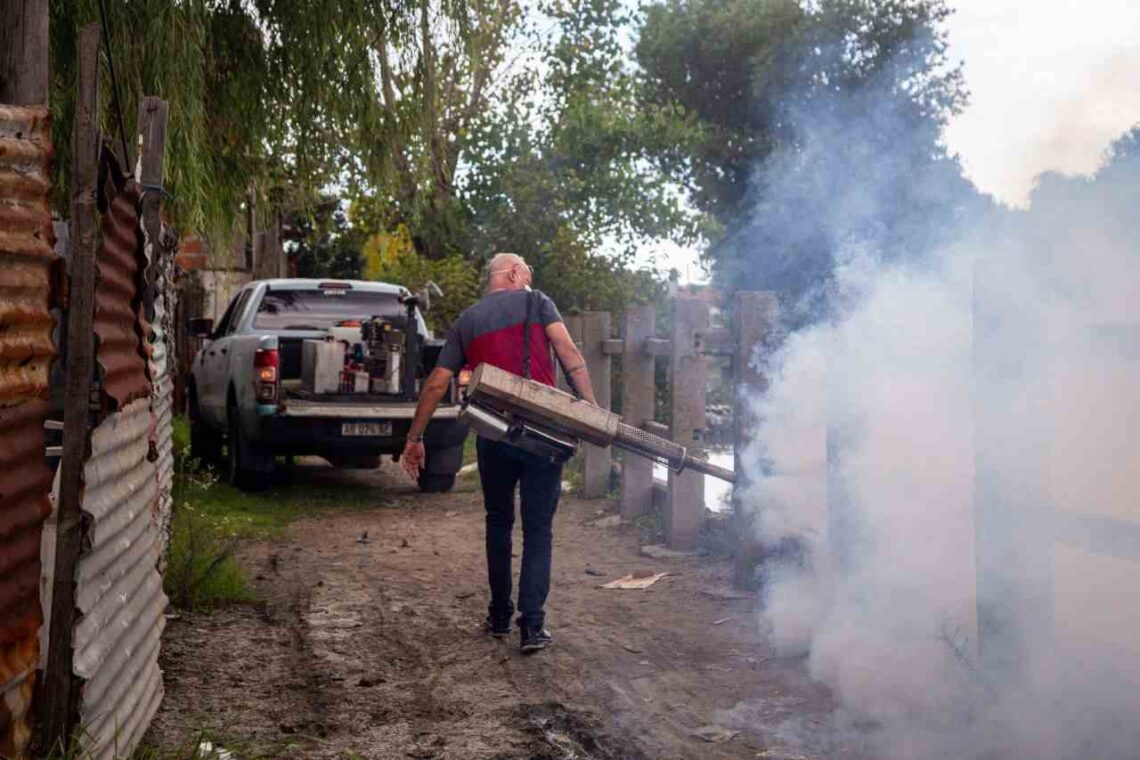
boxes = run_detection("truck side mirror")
[189,317,214,338]
[417,281,444,312]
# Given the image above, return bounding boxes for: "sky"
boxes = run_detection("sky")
[645,0,1140,280]
[943,0,1140,206]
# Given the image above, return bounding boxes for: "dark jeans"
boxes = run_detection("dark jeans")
[476,436,563,629]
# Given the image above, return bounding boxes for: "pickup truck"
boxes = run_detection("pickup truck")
[187,278,468,492]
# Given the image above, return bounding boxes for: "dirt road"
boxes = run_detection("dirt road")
[149,460,854,759]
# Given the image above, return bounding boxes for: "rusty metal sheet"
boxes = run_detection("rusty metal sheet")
[0,103,55,760]
[74,397,166,759]
[94,162,150,411]
[0,402,52,642]
[0,105,55,401]
[0,637,36,759]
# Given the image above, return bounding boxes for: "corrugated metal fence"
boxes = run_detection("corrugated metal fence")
[66,152,171,757]
[0,103,56,760]
[0,91,175,756]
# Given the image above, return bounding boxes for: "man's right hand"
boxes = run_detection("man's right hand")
[401,440,426,480]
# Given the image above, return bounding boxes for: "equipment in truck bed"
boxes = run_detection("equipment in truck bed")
[461,363,735,483]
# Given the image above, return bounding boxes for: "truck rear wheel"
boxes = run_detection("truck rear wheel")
[417,473,456,493]
[191,420,223,469]
[188,385,222,468]
[227,401,273,492]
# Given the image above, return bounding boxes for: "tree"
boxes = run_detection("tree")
[636,0,976,312]
[50,0,389,240]
[457,0,697,312]
[357,0,522,260]
[289,202,365,281]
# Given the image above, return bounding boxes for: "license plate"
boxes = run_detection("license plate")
[341,422,392,437]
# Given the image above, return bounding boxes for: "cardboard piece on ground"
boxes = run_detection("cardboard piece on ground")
[602,571,669,590]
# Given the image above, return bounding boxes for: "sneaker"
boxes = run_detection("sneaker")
[519,624,553,654]
[484,615,512,639]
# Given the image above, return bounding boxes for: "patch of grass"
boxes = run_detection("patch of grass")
[165,463,253,610]
[171,414,191,460]
[165,415,385,610]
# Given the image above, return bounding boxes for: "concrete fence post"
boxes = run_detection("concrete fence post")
[666,298,710,550]
[732,291,778,587]
[620,303,656,518]
[578,311,612,497]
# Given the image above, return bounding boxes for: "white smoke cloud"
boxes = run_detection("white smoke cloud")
[740,81,1140,760]
[943,0,1140,205]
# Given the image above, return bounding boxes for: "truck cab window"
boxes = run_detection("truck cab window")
[211,292,242,337]
[225,290,254,335]
[253,290,404,331]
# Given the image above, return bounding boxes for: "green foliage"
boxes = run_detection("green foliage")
[290,204,366,281]
[367,244,483,334]
[349,0,523,260]
[636,0,971,300]
[459,0,698,313]
[47,0,689,316]
[165,464,252,610]
[50,0,386,240]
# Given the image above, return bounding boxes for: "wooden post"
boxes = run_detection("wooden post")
[620,304,656,519]
[43,24,101,750]
[136,97,168,195]
[732,291,779,587]
[666,298,710,550]
[137,96,168,316]
[578,311,611,497]
[0,0,50,105]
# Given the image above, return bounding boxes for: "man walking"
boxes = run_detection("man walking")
[401,253,598,653]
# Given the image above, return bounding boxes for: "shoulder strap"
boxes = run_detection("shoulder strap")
[521,290,534,380]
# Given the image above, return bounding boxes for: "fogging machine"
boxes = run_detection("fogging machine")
[459,363,735,484]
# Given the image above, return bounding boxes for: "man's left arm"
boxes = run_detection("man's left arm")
[546,322,598,406]
[401,366,455,480]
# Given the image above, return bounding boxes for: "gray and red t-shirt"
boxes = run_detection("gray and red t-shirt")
[436,289,563,386]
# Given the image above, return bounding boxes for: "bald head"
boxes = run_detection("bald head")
[485,252,533,293]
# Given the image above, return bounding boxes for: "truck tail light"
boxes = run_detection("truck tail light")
[255,348,279,402]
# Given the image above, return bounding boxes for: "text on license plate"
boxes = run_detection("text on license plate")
[341,422,392,437]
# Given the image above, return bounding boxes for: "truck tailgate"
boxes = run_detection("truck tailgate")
[280,399,460,420]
